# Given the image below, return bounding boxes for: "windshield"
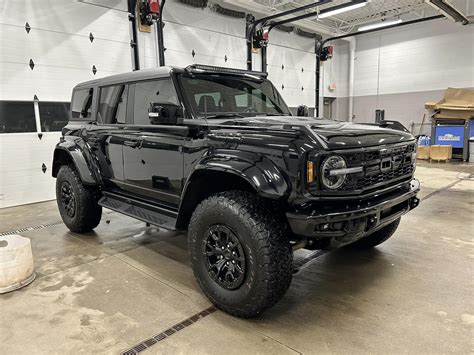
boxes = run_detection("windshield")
[179,74,291,119]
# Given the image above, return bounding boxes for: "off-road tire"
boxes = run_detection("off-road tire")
[188,191,293,318]
[56,165,102,233]
[348,217,401,250]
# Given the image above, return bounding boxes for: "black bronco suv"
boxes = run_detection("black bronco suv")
[53,64,420,318]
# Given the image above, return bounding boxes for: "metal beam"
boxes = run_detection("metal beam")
[128,0,140,71]
[246,0,331,71]
[268,0,338,30]
[156,0,166,66]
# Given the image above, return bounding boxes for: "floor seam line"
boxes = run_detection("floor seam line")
[32,253,114,281]
[110,252,192,298]
[231,320,303,354]
[421,179,463,201]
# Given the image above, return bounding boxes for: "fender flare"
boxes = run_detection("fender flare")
[52,139,101,185]
[183,154,289,200]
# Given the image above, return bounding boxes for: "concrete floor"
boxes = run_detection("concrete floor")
[1,162,473,354]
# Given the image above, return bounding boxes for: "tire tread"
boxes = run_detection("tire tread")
[188,191,292,318]
[56,165,102,233]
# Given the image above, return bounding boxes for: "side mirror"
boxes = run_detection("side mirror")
[296,104,309,117]
[148,103,183,125]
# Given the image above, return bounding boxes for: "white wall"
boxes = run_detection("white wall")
[138,1,317,108]
[321,39,350,99]
[0,0,319,208]
[0,0,131,208]
[0,0,132,101]
[351,18,474,124]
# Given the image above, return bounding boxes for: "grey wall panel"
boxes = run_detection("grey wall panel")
[352,89,447,128]
[331,87,473,134]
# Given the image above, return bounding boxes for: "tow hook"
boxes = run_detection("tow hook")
[410,197,420,209]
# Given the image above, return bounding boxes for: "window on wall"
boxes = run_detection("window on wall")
[132,79,179,125]
[0,101,36,133]
[39,102,70,132]
[71,88,94,119]
[98,85,128,124]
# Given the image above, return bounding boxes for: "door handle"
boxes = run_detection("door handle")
[124,140,140,148]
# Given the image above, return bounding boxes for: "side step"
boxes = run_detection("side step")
[99,192,178,230]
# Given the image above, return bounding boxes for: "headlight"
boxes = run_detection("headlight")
[321,155,347,189]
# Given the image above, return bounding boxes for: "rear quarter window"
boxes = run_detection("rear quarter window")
[39,102,71,132]
[71,88,94,119]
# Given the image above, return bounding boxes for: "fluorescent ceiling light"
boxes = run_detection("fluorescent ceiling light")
[358,18,402,31]
[319,2,367,19]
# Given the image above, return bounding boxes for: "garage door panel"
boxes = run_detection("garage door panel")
[0,0,129,43]
[0,180,56,208]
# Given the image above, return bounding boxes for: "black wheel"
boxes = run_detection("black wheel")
[56,165,102,233]
[348,218,401,250]
[188,191,293,318]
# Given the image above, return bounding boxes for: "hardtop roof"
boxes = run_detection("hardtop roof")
[73,64,269,91]
[74,66,176,90]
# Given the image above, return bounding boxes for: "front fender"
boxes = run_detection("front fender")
[190,153,289,199]
[52,137,101,185]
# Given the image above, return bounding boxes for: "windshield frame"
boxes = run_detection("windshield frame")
[175,72,291,120]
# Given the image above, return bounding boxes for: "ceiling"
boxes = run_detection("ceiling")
[220,0,473,35]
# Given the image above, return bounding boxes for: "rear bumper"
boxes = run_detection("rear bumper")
[286,179,420,243]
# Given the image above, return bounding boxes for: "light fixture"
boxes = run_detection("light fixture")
[318,1,368,19]
[358,18,402,31]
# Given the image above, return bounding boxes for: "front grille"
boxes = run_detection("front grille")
[318,142,416,194]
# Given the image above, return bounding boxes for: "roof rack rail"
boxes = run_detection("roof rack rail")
[185,64,268,78]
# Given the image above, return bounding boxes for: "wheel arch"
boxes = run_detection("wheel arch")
[52,144,99,185]
[176,158,289,229]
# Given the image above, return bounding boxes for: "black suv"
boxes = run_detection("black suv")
[53,64,420,318]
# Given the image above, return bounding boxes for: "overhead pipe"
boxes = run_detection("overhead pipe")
[315,14,444,117]
[156,0,166,66]
[246,0,332,71]
[347,37,355,122]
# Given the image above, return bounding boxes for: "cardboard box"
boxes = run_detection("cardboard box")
[426,88,474,121]
[417,146,430,160]
[430,145,452,161]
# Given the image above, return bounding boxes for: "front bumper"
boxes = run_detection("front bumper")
[287,179,420,245]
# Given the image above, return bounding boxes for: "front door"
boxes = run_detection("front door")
[122,78,185,208]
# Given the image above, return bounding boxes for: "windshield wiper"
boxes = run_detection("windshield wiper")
[265,113,286,116]
[204,113,245,119]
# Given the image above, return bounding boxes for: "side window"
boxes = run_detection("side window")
[98,85,128,124]
[132,79,179,125]
[71,88,94,119]
[0,101,36,133]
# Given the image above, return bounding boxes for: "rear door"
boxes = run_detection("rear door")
[122,78,185,208]
[86,84,131,187]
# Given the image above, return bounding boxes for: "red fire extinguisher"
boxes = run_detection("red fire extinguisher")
[149,0,159,14]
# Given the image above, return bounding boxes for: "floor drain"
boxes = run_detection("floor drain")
[121,307,216,354]
[0,221,64,236]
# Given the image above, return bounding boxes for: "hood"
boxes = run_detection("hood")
[215,116,415,150]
